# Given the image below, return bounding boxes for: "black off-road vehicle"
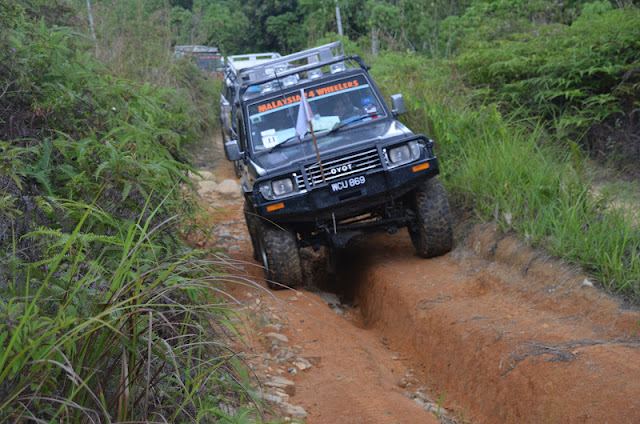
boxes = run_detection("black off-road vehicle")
[220,42,452,289]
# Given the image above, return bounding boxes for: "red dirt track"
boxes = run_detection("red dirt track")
[193,134,640,423]
[351,226,640,423]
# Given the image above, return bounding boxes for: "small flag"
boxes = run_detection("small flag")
[295,89,314,138]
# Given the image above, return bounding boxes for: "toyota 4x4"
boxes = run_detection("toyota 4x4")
[221,42,453,289]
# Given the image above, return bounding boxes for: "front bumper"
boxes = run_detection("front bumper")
[253,156,439,224]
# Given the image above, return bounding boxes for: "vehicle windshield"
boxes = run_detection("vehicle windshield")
[196,54,224,73]
[247,74,385,155]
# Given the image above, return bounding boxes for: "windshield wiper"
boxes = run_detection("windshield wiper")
[327,114,372,135]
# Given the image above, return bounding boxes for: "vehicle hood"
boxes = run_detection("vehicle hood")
[251,119,413,174]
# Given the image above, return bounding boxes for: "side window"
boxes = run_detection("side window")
[220,84,233,140]
[237,114,246,152]
[229,87,238,130]
[224,84,233,103]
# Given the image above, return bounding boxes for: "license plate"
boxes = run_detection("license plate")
[330,175,366,192]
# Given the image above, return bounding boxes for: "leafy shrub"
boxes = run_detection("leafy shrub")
[1,2,200,278]
[169,58,222,133]
[454,8,640,164]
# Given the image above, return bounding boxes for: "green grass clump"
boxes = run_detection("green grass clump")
[371,52,640,300]
[0,206,264,422]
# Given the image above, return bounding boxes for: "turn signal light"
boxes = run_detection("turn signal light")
[412,163,430,172]
[266,203,285,212]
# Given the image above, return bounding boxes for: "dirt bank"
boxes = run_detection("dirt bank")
[190,134,640,423]
[350,226,640,423]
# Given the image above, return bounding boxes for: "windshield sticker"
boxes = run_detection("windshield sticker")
[311,116,340,132]
[313,79,360,96]
[257,94,302,114]
[256,79,362,114]
[364,104,378,115]
[260,129,279,148]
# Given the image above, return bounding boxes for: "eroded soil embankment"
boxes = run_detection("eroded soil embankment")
[348,224,640,423]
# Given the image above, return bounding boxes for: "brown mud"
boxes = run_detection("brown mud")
[189,134,640,423]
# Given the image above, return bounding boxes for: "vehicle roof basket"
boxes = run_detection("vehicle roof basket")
[227,52,282,74]
[239,41,344,83]
[174,45,219,57]
[236,41,369,91]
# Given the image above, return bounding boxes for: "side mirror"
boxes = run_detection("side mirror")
[390,94,406,116]
[224,140,242,162]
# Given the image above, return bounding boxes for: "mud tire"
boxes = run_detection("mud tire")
[255,220,302,290]
[409,177,453,258]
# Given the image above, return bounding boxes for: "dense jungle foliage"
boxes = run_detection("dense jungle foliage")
[1,0,639,421]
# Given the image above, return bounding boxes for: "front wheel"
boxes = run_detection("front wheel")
[408,177,453,258]
[255,220,302,290]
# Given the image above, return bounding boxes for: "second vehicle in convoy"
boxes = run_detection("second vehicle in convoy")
[220,42,453,289]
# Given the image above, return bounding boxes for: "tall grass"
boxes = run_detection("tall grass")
[371,52,640,300]
[0,201,265,422]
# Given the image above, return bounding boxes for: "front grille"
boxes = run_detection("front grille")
[294,148,382,189]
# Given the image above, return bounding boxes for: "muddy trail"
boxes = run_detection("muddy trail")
[189,134,640,423]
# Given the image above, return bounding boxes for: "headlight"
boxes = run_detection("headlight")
[272,177,294,196]
[388,141,420,166]
[259,176,296,200]
[389,144,411,164]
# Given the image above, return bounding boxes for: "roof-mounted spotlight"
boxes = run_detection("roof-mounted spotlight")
[330,61,346,74]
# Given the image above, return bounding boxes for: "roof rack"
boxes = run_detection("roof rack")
[227,52,282,74]
[236,41,347,87]
[174,45,219,56]
[224,42,370,101]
